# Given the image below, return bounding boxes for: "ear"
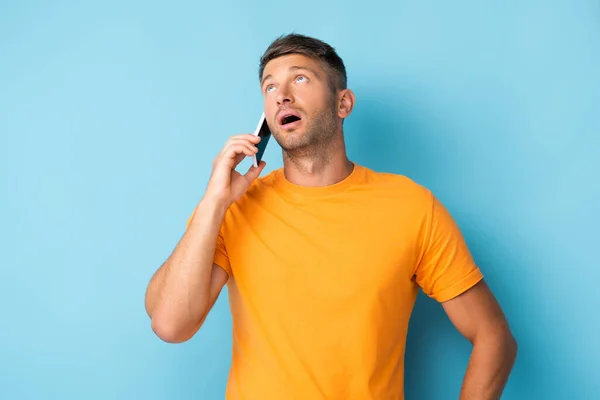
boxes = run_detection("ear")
[337,89,355,119]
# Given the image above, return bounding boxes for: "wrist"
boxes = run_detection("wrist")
[198,195,229,218]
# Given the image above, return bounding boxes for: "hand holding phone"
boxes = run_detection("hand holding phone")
[204,131,265,207]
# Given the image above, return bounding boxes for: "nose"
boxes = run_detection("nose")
[276,83,294,106]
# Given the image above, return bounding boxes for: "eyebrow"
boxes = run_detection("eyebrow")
[261,65,321,87]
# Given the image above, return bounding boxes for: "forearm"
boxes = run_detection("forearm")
[460,328,517,399]
[145,197,227,340]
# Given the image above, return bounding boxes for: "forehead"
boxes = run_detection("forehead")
[262,54,323,80]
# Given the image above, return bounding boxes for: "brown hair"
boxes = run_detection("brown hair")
[259,33,347,93]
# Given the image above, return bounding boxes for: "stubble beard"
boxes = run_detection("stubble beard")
[273,104,339,168]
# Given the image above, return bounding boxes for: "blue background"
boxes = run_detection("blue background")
[1,1,598,399]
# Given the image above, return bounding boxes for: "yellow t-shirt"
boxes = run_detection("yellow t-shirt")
[190,164,482,399]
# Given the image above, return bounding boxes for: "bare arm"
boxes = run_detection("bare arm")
[144,133,265,343]
[442,280,517,399]
[144,199,229,343]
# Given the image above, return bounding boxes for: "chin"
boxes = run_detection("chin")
[274,126,302,140]
[273,132,305,150]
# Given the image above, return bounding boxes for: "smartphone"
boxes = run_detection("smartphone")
[252,112,272,167]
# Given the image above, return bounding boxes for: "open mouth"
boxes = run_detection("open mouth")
[281,115,301,125]
[278,110,302,127]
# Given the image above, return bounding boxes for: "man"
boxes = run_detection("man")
[145,33,517,399]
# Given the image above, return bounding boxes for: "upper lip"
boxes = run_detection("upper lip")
[276,108,302,125]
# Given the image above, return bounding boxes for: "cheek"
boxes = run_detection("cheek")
[263,103,278,126]
[263,97,274,113]
[301,88,328,109]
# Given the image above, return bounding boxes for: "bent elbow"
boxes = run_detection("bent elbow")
[493,325,518,365]
[150,313,200,344]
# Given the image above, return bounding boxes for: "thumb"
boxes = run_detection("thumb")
[244,161,266,182]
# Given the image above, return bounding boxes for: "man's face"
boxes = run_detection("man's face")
[261,54,338,152]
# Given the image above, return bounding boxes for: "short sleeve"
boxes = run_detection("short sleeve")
[414,193,483,302]
[186,212,232,277]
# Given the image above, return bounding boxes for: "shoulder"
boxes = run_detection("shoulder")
[358,164,433,203]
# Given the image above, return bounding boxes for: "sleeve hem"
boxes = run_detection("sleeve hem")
[213,254,232,278]
[430,268,484,303]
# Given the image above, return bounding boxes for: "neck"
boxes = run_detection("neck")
[281,134,354,187]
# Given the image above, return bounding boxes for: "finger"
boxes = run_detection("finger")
[226,134,261,146]
[220,136,260,156]
[243,160,266,182]
[223,143,256,160]
[226,144,254,159]
[234,142,258,157]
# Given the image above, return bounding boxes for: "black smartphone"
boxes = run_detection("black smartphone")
[252,112,271,167]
